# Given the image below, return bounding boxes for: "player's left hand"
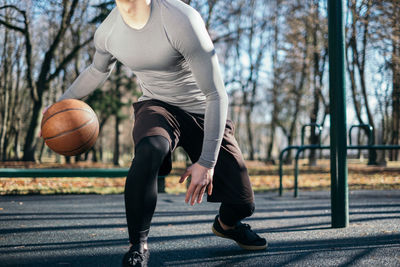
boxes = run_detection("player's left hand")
[179,163,214,205]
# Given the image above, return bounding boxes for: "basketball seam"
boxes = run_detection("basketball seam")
[44,115,95,141]
[42,108,93,128]
[56,122,98,154]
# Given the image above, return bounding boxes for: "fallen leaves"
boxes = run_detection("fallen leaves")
[0,159,399,195]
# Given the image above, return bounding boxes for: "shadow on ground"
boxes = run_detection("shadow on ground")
[0,190,399,266]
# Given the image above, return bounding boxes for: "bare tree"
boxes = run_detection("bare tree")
[308,0,328,166]
[275,1,311,164]
[220,0,269,160]
[0,4,28,161]
[346,0,378,164]
[266,0,282,164]
[0,0,93,161]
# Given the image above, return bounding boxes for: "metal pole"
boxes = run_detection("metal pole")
[328,0,349,228]
[294,148,304,198]
[278,146,300,196]
[279,149,285,196]
[293,145,329,198]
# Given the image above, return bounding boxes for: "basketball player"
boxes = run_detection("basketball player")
[57,0,266,266]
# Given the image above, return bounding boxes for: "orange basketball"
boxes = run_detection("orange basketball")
[41,99,99,156]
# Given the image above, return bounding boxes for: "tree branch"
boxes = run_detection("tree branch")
[0,18,24,32]
[0,5,24,12]
[38,0,79,87]
[48,36,94,82]
[0,5,35,101]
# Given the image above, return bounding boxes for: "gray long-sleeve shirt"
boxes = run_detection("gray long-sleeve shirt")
[59,0,228,168]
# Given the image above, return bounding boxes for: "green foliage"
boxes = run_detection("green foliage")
[86,63,141,125]
[86,88,124,123]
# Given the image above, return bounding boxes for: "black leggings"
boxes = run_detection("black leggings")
[124,136,255,244]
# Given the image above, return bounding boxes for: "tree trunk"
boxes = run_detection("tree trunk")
[13,119,21,159]
[38,139,45,162]
[266,0,280,164]
[346,41,364,126]
[308,0,321,166]
[388,7,400,161]
[285,28,309,164]
[391,41,400,160]
[233,101,242,142]
[284,92,302,164]
[266,123,276,164]
[99,134,104,162]
[376,119,387,166]
[245,106,254,160]
[350,0,377,164]
[113,115,121,165]
[113,64,122,166]
[22,96,43,161]
[92,147,98,162]
[0,72,9,161]
[15,0,87,161]
[0,28,10,161]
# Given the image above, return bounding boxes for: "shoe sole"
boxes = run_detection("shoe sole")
[212,225,267,251]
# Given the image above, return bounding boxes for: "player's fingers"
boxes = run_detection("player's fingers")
[185,184,195,204]
[179,173,188,184]
[191,185,202,206]
[207,182,213,196]
[197,185,207,203]
[179,168,191,183]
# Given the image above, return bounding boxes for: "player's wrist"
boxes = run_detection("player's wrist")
[196,158,215,170]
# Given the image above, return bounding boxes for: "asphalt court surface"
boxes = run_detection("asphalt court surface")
[0,190,399,266]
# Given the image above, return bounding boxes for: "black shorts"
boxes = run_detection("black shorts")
[132,99,254,204]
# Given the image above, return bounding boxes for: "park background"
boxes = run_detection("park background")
[0,0,399,194]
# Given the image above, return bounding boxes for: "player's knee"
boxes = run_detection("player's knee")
[135,136,170,163]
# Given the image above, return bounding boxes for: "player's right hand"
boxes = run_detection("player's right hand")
[38,106,50,137]
[179,163,214,206]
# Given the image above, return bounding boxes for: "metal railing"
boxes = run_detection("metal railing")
[279,124,400,197]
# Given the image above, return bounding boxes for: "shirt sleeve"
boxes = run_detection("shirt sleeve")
[163,6,229,169]
[58,29,117,101]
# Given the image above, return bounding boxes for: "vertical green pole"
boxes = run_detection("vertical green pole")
[328,0,349,228]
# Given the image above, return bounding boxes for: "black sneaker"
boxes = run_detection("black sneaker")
[122,243,149,267]
[212,215,267,250]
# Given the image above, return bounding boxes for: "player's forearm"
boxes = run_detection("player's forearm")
[58,64,112,101]
[58,49,116,101]
[197,90,228,169]
[187,54,228,169]
[188,52,228,169]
